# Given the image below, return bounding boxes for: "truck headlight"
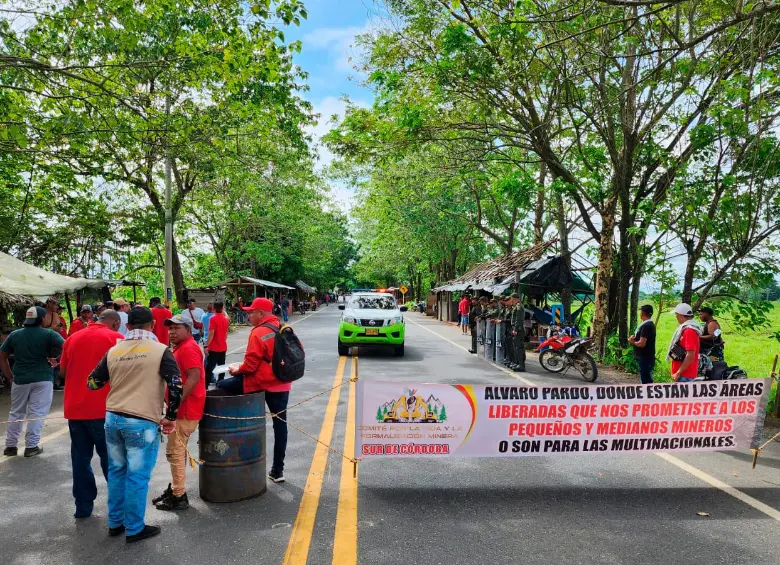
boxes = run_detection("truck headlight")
[388,317,403,326]
[343,317,358,325]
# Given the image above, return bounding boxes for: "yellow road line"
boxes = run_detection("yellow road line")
[0,422,70,465]
[332,354,358,565]
[283,355,347,565]
[656,453,780,521]
[406,317,535,386]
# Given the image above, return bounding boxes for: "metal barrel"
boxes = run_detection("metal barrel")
[199,391,266,503]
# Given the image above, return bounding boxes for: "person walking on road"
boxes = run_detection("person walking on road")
[60,309,124,517]
[217,297,290,484]
[204,302,229,385]
[87,306,182,543]
[629,304,656,384]
[149,297,172,346]
[458,294,471,335]
[667,303,701,383]
[201,303,214,344]
[69,304,94,336]
[153,314,205,512]
[281,296,290,322]
[1,306,65,457]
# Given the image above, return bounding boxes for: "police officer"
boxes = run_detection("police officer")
[468,296,486,354]
[499,296,513,367]
[510,294,526,372]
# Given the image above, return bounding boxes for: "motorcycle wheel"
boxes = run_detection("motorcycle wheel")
[572,353,598,382]
[539,350,566,373]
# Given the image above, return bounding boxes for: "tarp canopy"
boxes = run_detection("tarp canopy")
[513,256,594,297]
[0,251,107,306]
[219,276,295,290]
[295,280,317,294]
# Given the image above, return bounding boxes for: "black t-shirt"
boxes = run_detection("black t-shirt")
[633,321,656,361]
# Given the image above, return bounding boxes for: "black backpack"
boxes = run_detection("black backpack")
[261,323,305,383]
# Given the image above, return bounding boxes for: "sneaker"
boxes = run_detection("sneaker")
[3,447,17,457]
[152,483,173,505]
[24,446,43,457]
[108,525,126,537]
[268,470,285,483]
[155,492,189,511]
[468,349,477,354]
[126,525,161,543]
[513,366,525,372]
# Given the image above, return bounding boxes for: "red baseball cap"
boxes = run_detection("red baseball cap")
[242,297,274,312]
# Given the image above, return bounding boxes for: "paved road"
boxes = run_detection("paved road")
[1,306,778,565]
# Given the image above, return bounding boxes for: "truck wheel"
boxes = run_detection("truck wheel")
[394,343,405,357]
[338,340,349,356]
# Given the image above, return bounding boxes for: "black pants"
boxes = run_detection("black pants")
[69,419,109,517]
[637,357,655,384]
[265,391,289,474]
[205,350,227,384]
[470,326,478,351]
[512,333,526,370]
[504,327,515,364]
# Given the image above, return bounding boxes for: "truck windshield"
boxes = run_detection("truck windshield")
[350,296,396,310]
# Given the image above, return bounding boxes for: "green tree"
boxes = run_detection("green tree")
[439,405,447,422]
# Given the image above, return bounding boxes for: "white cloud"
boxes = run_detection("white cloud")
[303,24,371,73]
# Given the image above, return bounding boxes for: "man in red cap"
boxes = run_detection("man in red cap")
[217,297,290,483]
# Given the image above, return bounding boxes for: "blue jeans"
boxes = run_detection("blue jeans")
[104,412,160,535]
[282,309,288,322]
[69,419,109,517]
[637,357,655,384]
[677,377,694,382]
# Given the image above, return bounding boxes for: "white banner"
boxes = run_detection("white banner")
[355,380,771,458]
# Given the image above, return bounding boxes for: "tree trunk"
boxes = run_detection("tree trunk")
[591,200,616,356]
[533,163,547,245]
[171,236,187,306]
[681,241,696,305]
[616,211,632,347]
[629,267,641,333]
[553,187,572,319]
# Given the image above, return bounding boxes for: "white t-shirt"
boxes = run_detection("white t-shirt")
[118,311,128,335]
[182,307,205,335]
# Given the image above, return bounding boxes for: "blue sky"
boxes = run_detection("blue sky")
[285,0,379,210]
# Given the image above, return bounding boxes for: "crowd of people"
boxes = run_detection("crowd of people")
[0,293,303,543]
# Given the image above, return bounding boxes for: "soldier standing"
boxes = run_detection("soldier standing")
[500,296,514,367]
[468,297,485,354]
[510,294,527,372]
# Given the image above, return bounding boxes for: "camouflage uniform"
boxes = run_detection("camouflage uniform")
[510,299,526,372]
[468,302,483,353]
[500,300,514,366]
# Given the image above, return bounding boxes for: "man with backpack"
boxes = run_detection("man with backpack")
[217,297,304,484]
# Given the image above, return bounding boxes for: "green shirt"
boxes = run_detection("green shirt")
[0,326,65,385]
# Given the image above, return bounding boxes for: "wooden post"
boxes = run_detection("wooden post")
[132,284,138,304]
[772,355,779,419]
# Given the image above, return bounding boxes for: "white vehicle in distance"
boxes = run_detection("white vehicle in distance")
[337,292,408,356]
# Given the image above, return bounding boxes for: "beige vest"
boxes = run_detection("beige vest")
[105,339,168,423]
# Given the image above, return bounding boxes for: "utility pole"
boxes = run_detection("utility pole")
[164,94,174,308]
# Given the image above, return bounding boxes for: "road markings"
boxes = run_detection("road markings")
[333,354,358,565]
[226,307,326,355]
[283,355,347,565]
[0,422,70,466]
[656,453,780,521]
[406,317,535,386]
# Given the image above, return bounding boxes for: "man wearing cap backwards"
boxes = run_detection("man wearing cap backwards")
[667,303,702,382]
[113,298,131,336]
[698,306,724,361]
[152,314,205,511]
[629,304,656,384]
[87,306,182,543]
[69,304,95,336]
[60,309,124,517]
[0,306,65,457]
[217,297,290,484]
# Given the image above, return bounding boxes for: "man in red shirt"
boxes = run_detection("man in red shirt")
[458,294,471,335]
[149,297,172,345]
[218,297,289,483]
[68,305,94,336]
[152,314,205,511]
[205,302,229,385]
[59,309,124,518]
[669,303,702,382]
